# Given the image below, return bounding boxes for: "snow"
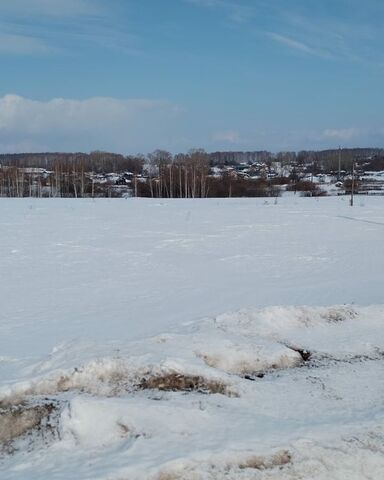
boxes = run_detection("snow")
[0,196,384,479]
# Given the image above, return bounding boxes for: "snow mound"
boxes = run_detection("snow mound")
[150,433,384,480]
[212,305,360,336]
[0,401,60,454]
[0,355,237,407]
[195,337,302,375]
[2,304,382,408]
[154,450,291,480]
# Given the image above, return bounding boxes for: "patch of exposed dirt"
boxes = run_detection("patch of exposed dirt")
[138,373,235,397]
[243,373,265,381]
[237,449,291,470]
[323,306,357,323]
[0,401,59,451]
[0,367,236,409]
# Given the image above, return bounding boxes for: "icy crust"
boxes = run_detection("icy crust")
[1,304,384,479]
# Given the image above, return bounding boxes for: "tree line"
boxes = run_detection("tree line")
[1,147,382,198]
[2,147,383,172]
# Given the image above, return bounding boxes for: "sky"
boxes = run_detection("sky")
[0,0,383,154]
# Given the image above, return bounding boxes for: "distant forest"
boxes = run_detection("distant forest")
[1,147,384,172]
[0,148,383,198]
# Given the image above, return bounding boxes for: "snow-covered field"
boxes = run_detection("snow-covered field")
[1,196,384,479]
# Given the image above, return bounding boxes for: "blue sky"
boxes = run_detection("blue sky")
[0,0,383,154]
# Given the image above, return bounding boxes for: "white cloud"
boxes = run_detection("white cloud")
[186,0,219,6]
[266,32,315,54]
[265,32,333,59]
[294,126,384,149]
[0,33,53,55]
[322,128,361,141]
[0,0,98,17]
[1,95,382,154]
[188,0,384,66]
[0,1,134,56]
[185,0,255,24]
[209,126,384,152]
[212,130,241,144]
[0,95,182,153]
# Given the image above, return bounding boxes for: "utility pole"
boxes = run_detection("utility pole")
[350,159,355,206]
[338,146,341,180]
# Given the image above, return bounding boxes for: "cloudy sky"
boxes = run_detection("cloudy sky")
[0,0,383,154]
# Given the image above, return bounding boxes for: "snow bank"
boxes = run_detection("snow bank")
[151,432,384,480]
[4,304,366,405]
[1,304,383,405]
[195,337,302,375]
[1,304,383,479]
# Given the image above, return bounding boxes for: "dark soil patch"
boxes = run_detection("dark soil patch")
[244,373,265,381]
[138,373,234,396]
